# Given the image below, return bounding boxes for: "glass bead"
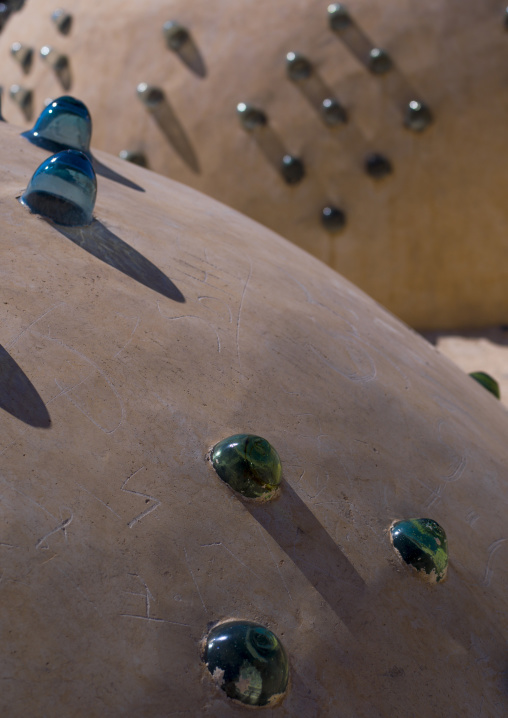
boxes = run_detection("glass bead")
[236,102,267,130]
[365,153,393,179]
[321,97,347,125]
[390,518,448,583]
[286,52,312,81]
[211,434,282,499]
[404,100,432,132]
[328,3,352,31]
[469,371,500,399]
[163,21,190,51]
[23,95,92,153]
[21,149,97,227]
[368,48,392,75]
[280,155,305,185]
[321,205,346,231]
[204,620,289,707]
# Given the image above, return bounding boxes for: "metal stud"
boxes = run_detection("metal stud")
[328,3,352,31]
[365,153,392,179]
[280,154,305,185]
[236,102,267,131]
[137,83,164,108]
[404,100,432,132]
[163,21,190,51]
[51,8,73,35]
[286,52,312,81]
[10,42,33,74]
[368,48,392,75]
[321,97,347,125]
[321,205,346,232]
[119,150,148,168]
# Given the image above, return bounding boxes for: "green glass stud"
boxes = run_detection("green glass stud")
[204,620,289,707]
[390,518,448,583]
[469,371,500,399]
[211,434,282,499]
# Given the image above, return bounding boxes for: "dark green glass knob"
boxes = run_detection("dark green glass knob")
[321,205,346,231]
[211,434,282,499]
[321,97,347,125]
[328,3,352,31]
[204,620,289,707]
[469,371,500,399]
[390,518,448,583]
[237,102,267,130]
[286,52,312,81]
[404,100,432,132]
[21,150,97,226]
[10,42,33,73]
[163,21,190,51]
[365,153,392,179]
[137,82,164,108]
[368,47,392,75]
[51,9,73,35]
[280,155,305,185]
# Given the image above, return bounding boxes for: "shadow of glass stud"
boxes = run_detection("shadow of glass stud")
[237,102,267,130]
[321,97,347,126]
[286,52,312,80]
[23,95,91,153]
[10,42,33,73]
[368,48,392,75]
[211,434,282,499]
[51,8,73,35]
[119,149,147,168]
[163,20,189,51]
[404,100,432,132]
[321,205,346,232]
[390,518,448,583]
[9,84,32,119]
[137,82,164,108]
[469,371,500,399]
[365,153,392,179]
[21,149,96,226]
[280,154,305,185]
[203,620,289,707]
[328,3,352,31]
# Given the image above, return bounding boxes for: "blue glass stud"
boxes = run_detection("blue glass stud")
[204,620,289,707]
[404,100,432,132]
[328,3,352,31]
[20,150,97,226]
[237,102,267,130]
[321,205,346,231]
[286,52,312,80]
[10,42,33,73]
[22,96,92,153]
[51,8,73,35]
[280,155,305,185]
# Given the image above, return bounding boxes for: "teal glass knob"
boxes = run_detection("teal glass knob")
[21,150,97,226]
[405,100,432,132]
[469,371,500,399]
[236,102,267,130]
[22,96,92,153]
[211,434,282,499]
[51,8,73,35]
[203,620,289,707]
[286,52,312,81]
[10,42,33,73]
[328,3,352,31]
[390,518,448,583]
[163,20,190,51]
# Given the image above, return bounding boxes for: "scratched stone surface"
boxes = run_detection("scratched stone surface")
[0,121,507,717]
[1,0,508,328]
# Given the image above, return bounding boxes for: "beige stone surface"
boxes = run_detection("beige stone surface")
[1,121,508,716]
[1,0,508,328]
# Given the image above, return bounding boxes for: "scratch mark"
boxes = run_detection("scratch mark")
[0,480,57,521]
[113,316,140,358]
[36,514,73,550]
[466,508,480,527]
[77,483,121,519]
[256,525,293,602]
[183,546,207,612]
[482,538,508,587]
[200,542,260,578]
[236,258,252,376]
[0,542,20,549]
[121,468,161,528]
[121,574,188,625]
[7,301,64,350]
[155,308,221,353]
